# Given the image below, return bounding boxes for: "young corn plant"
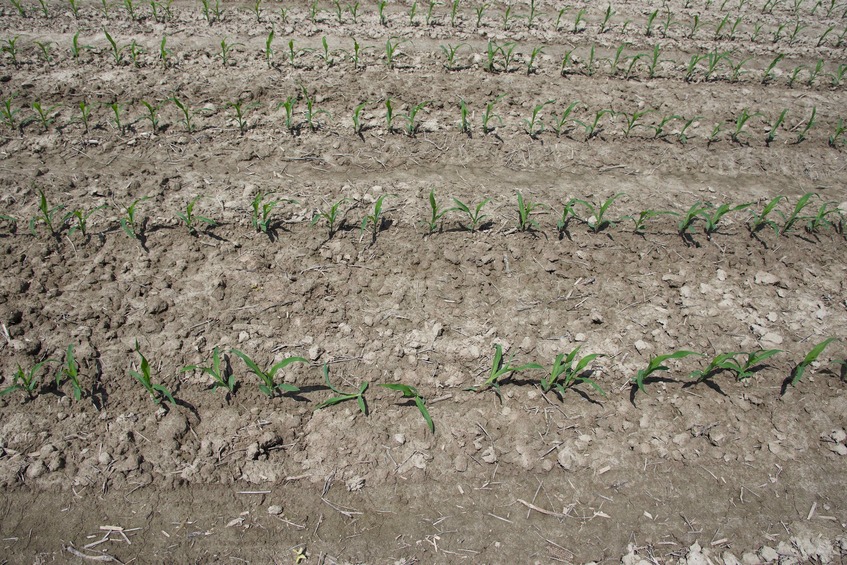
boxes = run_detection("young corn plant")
[551,101,581,137]
[805,200,840,234]
[57,344,85,400]
[1,96,21,130]
[829,119,846,148]
[631,350,702,397]
[250,192,290,234]
[452,197,490,232]
[182,347,234,392]
[361,194,393,243]
[401,101,430,137]
[231,349,306,397]
[2,36,20,67]
[351,101,368,136]
[523,100,555,138]
[526,45,544,75]
[540,347,606,399]
[748,196,785,234]
[677,116,701,145]
[765,109,788,145]
[788,338,838,388]
[227,100,259,135]
[218,38,243,67]
[556,198,580,238]
[31,101,61,132]
[302,87,330,132]
[103,29,126,65]
[108,102,127,135]
[777,192,816,235]
[481,94,505,134]
[795,106,817,143]
[119,196,149,239]
[730,108,761,144]
[572,193,625,233]
[64,204,105,239]
[140,99,163,133]
[468,344,542,397]
[277,96,297,133]
[677,202,710,236]
[651,114,682,139]
[621,109,654,137]
[627,209,678,234]
[458,98,470,135]
[688,352,743,383]
[709,350,783,381]
[385,37,408,69]
[311,197,349,239]
[424,189,458,234]
[29,188,64,237]
[176,195,216,235]
[380,383,434,433]
[701,202,753,237]
[515,191,545,231]
[440,42,467,71]
[315,364,369,415]
[171,96,195,133]
[1,361,54,400]
[130,340,176,405]
[575,109,614,140]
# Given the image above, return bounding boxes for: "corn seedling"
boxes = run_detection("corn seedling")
[677,202,709,235]
[777,192,816,234]
[805,200,840,233]
[628,209,678,234]
[351,101,368,135]
[175,195,216,235]
[231,349,305,397]
[500,3,513,29]
[560,49,576,76]
[277,96,297,133]
[707,122,724,145]
[401,101,429,137]
[311,197,350,239]
[685,53,706,82]
[607,43,630,76]
[787,65,804,88]
[123,0,138,20]
[583,44,599,77]
[385,37,408,69]
[139,99,163,133]
[100,0,110,16]
[108,102,127,135]
[67,0,80,18]
[645,9,659,36]
[704,49,730,81]
[361,194,393,243]
[748,195,785,234]
[701,202,752,237]
[573,7,586,32]
[572,193,625,233]
[37,0,49,16]
[481,94,505,133]
[1,96,21,130]
[789,338,838,387]
[795,107,817,143]
[788,20,806,45]
[1,361,54,400]
[469,344,542,396]
[440,43,466,70]
[171,96,194,132]
[750,21,764,42]
[126,40,144,67]
[515,191,545,231]
[728,56,751,82]
[57,344,85,400]
[31,101,60,132]
[68,100,90,133]
[9,0,26,16]
[424,0,438,25]
[458,98,470,135]
[632,350,702,396]
[575,109,614,140]
[319,36,335,67]
[599,4,615,33]
[551,101,581,137]
[308,0,319,22]
[71,32,92,61]
[474,2,487,26]
[831,65,847,87]
[302,87,330,132]
[449,0,460,26]
[348,1,360,22]
[218,38,242,67]
[642,44,667,79]
[158,35,171,69]
[721,350,783,381]
[806,59,825,86]
[425,189,458,234]
[227,100,259,135]
[730,108,761,144]
[525,45,544,75]
[264,28,274,68]
[118,197,148,239]
[687,14,701,39]
[103,29,126,65]
[661,10,676,37]
[556,199,580,237]
[316,364,369,414]
[765,109,788,145]
[1,36,19,67]
[377,0,387,25]
[380,383,434,432]
[677,115,700,144]
[621,109,654,137]
[251,192,284,233]
[29,188,64,236]
[349,38,372,70]
[408,0,418,25]
[129,340,175,405]
[251,0,262,21]
[523,99,554,138]
[34,40,54,64]
[64,204,105,238]
[287,39,313,67]
[829,118,846,148]
[762,54,784,84]
[554,6,568,30]
[453,197,490,232]
[651,114,681,139]
[540,347,606,398]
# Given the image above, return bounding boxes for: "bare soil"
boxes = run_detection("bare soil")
[1,0,846,562]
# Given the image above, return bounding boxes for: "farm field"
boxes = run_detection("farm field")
[1,0,847,562]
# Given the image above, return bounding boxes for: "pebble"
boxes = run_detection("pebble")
[481,446,497,464]
[267,505,283,516]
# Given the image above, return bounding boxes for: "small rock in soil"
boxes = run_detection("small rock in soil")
[267,505,283,516]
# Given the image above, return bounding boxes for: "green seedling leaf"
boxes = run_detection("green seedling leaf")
[182,347,235,392]
[231,349,306,396]
[315,364,369,415]
[790,338,838,387]
[380,383,434,433]
[632,350,703,396]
